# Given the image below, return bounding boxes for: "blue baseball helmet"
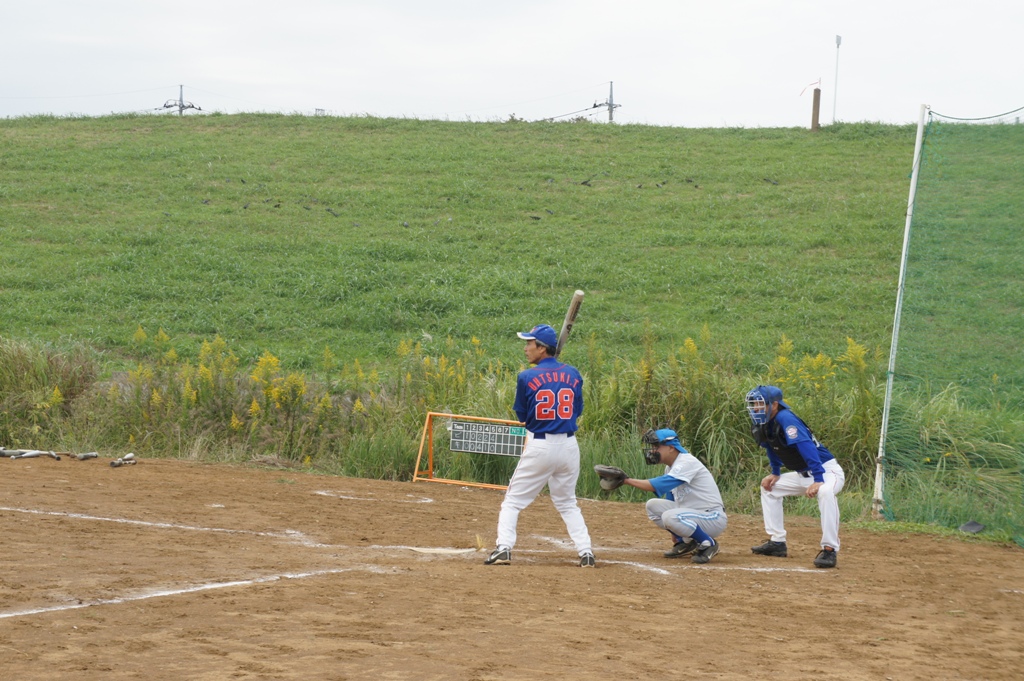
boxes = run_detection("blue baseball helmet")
[745,385,789,425]
[516,324,558,350]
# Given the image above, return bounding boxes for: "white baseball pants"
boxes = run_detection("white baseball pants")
[495,433,592,556]
[761,459,845,550]
[646,499,728,540]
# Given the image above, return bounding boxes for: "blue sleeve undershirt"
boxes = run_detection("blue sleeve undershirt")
[649,473,685,499]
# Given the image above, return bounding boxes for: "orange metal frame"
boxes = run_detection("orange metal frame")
[412,411,524,491]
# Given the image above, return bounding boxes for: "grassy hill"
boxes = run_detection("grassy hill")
[0,114,915,370]
[4,115,1024,540]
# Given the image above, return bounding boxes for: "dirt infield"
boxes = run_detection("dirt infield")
[1,457,1021,680]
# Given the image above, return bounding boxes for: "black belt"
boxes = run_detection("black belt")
[532,432,574,439]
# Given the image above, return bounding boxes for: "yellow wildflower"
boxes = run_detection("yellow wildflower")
[184,378,198,405]
[682,337,699,360]
[314,394,332,416]
[251,351,280,385]
[838,338,867,373]
[776,335,793,359]
[638,357,652,383]
[322,346,337,372]
[699,323,712,345]
[277,373,307,409]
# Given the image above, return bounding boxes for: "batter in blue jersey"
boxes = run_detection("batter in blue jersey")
[485,324,595,568]
[513,354,583,436]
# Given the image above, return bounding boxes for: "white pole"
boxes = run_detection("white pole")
[179,84,185,116]
[873,103,930,519]
[832,35,841,123]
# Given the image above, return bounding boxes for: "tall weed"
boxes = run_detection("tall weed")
[2,331,1020,536]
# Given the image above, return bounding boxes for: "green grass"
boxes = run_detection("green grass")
[1,114,913,371]
[846,518,1021,546]
[896,120,1024,399]
[2,114,1022,540]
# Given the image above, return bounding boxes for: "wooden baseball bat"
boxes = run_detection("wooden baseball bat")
[555,290,584,358]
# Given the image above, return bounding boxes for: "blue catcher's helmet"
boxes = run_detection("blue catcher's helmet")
[745,385,786,425]
[640,428,687,465]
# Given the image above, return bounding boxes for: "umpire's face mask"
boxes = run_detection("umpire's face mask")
[746,389,770,425]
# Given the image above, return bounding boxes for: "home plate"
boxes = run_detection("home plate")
[407,547,478,554]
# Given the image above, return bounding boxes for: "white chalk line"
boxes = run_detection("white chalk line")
[2,506,822,621]
[599,560,674,575]
[534,535,825,574]
[0,567,371,620]
[315,490,434,504]
[1,506,481,556]
[0,506,310,541]
[3,507,823,574]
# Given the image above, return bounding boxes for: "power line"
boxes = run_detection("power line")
[179,86,270,109]
[541,104,606,121]
[0,86,177,100]
[440,81,614,117]
[539,82,621,123]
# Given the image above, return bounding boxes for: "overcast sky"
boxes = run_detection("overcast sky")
[2,1,1021,127]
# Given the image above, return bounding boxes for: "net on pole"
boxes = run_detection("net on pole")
[878,107,1024,544]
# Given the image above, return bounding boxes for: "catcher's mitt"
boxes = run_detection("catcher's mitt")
[594,464,628,491]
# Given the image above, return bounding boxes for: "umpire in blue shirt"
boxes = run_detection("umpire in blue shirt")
[746,385,846,568]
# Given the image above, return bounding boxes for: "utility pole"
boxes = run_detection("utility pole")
[811,87,821,131]
[833,35,842,123]
[162,85,202,116]
[606,81,621,122]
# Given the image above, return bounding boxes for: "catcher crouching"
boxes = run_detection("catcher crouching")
[594,428,727,564]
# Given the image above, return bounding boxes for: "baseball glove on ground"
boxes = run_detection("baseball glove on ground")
[594,464,628,491]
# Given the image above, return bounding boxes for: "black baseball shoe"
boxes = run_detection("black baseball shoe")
[813,547,837,568]
[579,552,596,568]
[691,540,720,564]
[751,540,788,557]
[484,547,511,565]
[663,540,698,558]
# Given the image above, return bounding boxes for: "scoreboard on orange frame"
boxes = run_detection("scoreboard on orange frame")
[449,421,526,457]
